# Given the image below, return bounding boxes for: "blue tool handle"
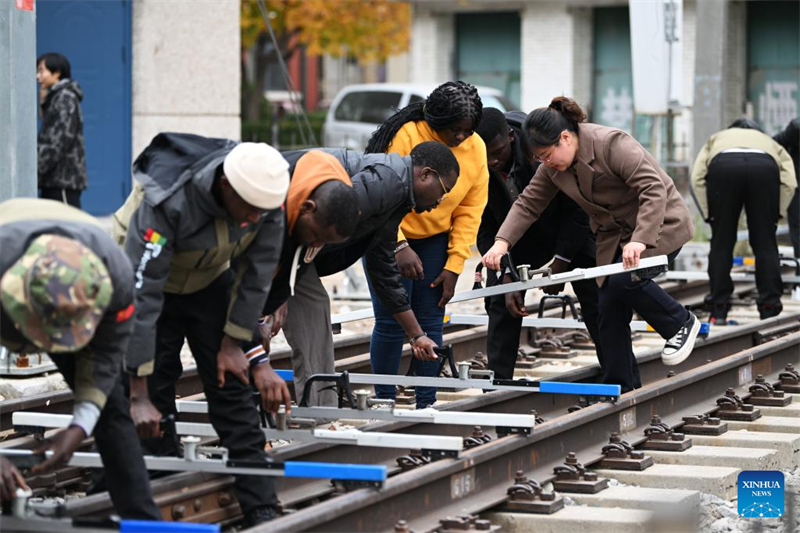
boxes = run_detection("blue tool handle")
[539,381,621,397]
[284,461,387,482]
[121,520,220,533]
[276,369,295,381]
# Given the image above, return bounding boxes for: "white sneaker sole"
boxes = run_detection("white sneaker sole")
[662,315,701,366]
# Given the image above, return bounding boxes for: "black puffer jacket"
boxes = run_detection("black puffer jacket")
[262,149,415,315]
[477,111,594,265]
[37,79,87,191]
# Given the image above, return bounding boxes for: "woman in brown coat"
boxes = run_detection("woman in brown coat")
[482,97,699,392]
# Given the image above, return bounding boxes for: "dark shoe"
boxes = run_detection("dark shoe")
[244,506,279,527]
[758,302,783,320]
[662,312,700,366]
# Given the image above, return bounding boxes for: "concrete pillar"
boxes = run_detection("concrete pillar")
[692,0,729,159]
[131,0,240,158]
[520,3,576,111]
[0,1,37,201]
[571,7,594,115]
[409,5,454,85]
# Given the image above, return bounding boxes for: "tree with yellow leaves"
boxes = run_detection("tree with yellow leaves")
[241,0,410,121]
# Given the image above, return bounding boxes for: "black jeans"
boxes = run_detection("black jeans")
[146,273,278,514]
[48,354,160,519]
[707,152,782,319]
[597,248,689,393]
[40,187,82,209]
[789,190,799,259]
[484,251,603,380]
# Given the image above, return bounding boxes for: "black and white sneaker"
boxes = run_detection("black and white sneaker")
[661,311,700,366]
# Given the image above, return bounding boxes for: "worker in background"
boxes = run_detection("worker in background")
[692,118,797,323]
[773,118,800,259]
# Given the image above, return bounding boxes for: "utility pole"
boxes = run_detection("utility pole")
[0,1,37,202]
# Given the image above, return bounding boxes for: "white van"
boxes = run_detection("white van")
[323,83,516,150]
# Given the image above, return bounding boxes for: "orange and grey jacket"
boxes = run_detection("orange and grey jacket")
[262,148,415,316]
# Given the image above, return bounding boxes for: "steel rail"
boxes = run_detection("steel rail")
[58,313,800,521]
[255,330,800,533]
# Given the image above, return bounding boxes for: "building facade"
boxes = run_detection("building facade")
[402,0,799,162]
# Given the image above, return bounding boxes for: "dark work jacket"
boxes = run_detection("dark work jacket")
[774,118,800,177]
[477,112,595,267]
[262,149,415,315]
[37,79,87,190]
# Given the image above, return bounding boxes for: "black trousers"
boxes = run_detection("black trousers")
[789,190,799,259]
[48,354,160,519]
[40,187,82,209]
[146,273,278,514]
[485,252,603,380]
[707,152,782,319]
[598,248,689,393]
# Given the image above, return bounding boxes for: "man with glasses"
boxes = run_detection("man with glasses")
[244,141,460,407]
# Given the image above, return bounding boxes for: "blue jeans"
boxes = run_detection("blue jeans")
[366,232,449,408]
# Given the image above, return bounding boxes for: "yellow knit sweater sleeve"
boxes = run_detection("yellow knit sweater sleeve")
[445,149,489,274]
[388,127,415,243]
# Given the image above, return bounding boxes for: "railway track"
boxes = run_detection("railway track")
[2,278,798,532]
[0,276,753,433]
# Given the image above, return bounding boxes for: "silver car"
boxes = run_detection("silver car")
[323,83,516,150]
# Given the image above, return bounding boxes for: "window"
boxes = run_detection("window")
[334,91,403,123]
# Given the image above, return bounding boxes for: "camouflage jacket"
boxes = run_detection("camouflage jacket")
[113,133,284,376]
[37,79,87,191]
[0,199,135,411]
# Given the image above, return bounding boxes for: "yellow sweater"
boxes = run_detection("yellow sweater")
[389,120,489,274]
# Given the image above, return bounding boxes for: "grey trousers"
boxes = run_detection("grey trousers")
[283,264,337,407]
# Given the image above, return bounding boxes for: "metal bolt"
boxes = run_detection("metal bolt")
[15,354,29,368]
[394,519,410,533]
[12,487,32,518]
[565,452,578,465]
[755,375,766,383]
[475,519,492,531]
[356,390,370,411]
[181,435,201,461]
[584,472,598,481]
[667,371,675,378]
[458,362,471,380]
[218,491,233,506]
[193,498,202,512]
[172,504,186,519]
[514,470,527,484]
[517,264,531,281]
[276,405,287,430]
[651,415,662,425]
[609,432,621,443]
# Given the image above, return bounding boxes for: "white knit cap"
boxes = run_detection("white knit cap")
[223,142,290,210]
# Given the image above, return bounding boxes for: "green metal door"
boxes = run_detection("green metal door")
[748,1,800,136]
[592,7,635,133]
[456,12,521,108]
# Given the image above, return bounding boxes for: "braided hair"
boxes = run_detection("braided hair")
[365,81,483,153]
